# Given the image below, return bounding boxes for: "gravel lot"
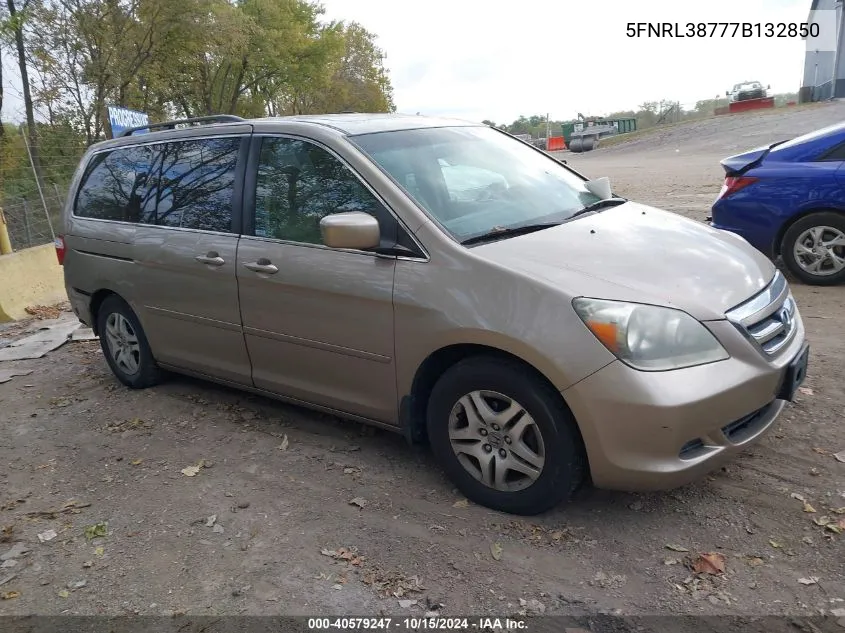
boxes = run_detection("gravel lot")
[1,104,844,625]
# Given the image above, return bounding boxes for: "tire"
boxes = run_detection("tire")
[426,356,585,515]
[781,212,845,286]
[96,295,162,389]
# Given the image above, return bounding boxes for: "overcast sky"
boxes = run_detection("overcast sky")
[1,0,819,125]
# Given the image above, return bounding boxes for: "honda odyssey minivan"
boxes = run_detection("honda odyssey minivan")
[60,113,809,515]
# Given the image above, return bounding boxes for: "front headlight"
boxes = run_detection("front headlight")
[572,298,729,371]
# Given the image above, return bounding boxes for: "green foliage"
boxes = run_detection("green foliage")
[494,92,801,137]
[0,0,395,208]
[5,0,394,141]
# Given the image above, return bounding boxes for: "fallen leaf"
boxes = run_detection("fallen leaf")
[57,590,69,598]
[83,522,108,540]
[37,529,57,543]
[320,547,365,567]
[798,387,814,396]
[1,591,19,600]
[278,435,289,451]
[813,517,832,527]
[831,507,845,515]
[452,499,469,508]
[665,544,689,552]
[798,577,819,585]
[835,451,845,463]
[490,542,503,561]
[130,459,143,466]
[803,502,817,513]
[398,599,417,608]
[691,552,726,575]
[769,540,783,549]
[825,522,843,535]
[745,556,765,566]
[791,493,807,502]
[181,465,200,477]
[94,546,104,557]
[349,497,368,509]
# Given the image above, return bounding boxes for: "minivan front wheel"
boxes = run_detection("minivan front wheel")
[782,212,845,285]
[97,295,162,389]
[427,357,584,515]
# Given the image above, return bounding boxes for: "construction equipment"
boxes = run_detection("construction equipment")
[563,115,637,153]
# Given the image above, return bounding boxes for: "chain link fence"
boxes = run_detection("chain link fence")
[2,188,65,251]
[1,125,84,253]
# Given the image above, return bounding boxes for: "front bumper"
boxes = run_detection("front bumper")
[562,316,806,491]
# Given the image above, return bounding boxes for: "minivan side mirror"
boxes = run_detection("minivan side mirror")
[320,212,381,250]
[585,177,613,200]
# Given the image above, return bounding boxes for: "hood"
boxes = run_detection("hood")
[473,202,775,321]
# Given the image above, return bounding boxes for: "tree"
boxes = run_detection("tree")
[4,0,43,180]
[3,0,396,147]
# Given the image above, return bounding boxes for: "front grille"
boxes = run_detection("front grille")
[725,271,797,356]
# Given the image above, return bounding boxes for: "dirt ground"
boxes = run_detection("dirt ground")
[1,104,844,624]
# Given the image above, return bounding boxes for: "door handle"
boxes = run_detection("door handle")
[243,258,279,274]
[195,252,225,266]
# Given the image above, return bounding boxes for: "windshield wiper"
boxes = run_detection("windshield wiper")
[461,222,561,246]
[567,197,627,220]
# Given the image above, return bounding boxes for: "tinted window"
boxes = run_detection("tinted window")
[254,137,383,244]
[76,145,156,222]
[156,138,240,232]
[819,142,845,161]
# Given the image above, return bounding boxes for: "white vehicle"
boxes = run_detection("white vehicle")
[727,81,769,102]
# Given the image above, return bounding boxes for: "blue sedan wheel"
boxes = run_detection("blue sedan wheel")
[782,212,845,285]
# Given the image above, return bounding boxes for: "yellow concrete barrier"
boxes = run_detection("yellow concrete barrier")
[0,243,68,322]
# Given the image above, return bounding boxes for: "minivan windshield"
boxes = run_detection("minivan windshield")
[352,126,602,243]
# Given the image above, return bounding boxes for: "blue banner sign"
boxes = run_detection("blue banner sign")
[107,106,149,137]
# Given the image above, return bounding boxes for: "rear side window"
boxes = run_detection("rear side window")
[75,145,156,223]
[156,138,240,232]
[74,137,241,233]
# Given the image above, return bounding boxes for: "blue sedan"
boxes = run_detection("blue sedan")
[710,122,845,285]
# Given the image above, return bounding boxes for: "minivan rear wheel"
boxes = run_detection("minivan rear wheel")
[426,357,584,515]
[97,295,162,389]
[782,212,845,285]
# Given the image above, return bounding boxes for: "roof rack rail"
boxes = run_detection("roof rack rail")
[118,114,245,138]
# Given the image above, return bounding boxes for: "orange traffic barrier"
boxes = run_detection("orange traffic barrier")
[547,136,566,151]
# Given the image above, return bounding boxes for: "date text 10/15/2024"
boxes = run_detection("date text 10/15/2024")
[626,22,820,38]
[307,618,528,631]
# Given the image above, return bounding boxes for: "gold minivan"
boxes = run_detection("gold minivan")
[59,114,809,515]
